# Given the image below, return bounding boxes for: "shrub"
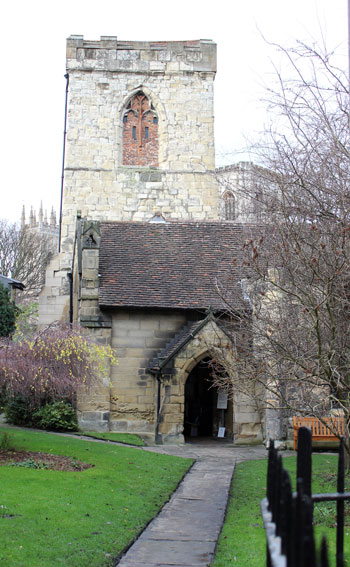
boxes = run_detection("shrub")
[13,302,38,340]
[4,397,34,426]
[33,401,78,432]
[0,323,117,409]
[10,459,49,469]
[0,432,15,450]
[0,285,18,337]
[4,397,78,432]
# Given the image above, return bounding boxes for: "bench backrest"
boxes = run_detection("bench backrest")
[293,416,344,449]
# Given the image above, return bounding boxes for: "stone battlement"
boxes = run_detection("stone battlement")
[66,36,216,73]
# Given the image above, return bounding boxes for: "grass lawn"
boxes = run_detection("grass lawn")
[80,431,145,446]
[0,427,192,567]
[213,453,350,567]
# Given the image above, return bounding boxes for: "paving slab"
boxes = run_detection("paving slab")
[117,564,199,567]
[115,441,290,566]
[116,454,235,566]
[118,539,215,565]
[118,564,202,567]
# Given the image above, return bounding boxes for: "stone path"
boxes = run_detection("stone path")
[116,441,269,567]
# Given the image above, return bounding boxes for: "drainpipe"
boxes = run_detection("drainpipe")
[67,219,78,326]
[155,371,163,444]
[67,272,73,325]
[58,73,69,253]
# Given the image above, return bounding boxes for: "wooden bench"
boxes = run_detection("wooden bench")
[293,416,344,450]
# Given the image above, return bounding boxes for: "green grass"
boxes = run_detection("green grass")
[0,427,192,567]
[213,454,350,567]
[80,431,145,446]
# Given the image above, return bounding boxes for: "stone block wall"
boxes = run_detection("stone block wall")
[109,310,190,441]
[61,36,219,257]
[39,36,220,327]
[38,255,70,325]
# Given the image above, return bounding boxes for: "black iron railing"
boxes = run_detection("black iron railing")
[261,427,350,567]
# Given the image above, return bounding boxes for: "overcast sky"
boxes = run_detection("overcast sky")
[1,0,347,223]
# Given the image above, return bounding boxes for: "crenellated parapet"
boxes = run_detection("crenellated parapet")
[66,36,216,74]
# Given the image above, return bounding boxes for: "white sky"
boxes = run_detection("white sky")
[1,0,348,223]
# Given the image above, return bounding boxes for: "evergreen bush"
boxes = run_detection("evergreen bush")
[32,401,78,431]
[4,398,78,432]
[0,285,18,337]
[4,397,33,426]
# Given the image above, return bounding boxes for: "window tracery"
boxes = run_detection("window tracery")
[122,91,159,166]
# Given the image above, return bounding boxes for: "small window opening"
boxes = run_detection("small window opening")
[122,91,159,166]
[223,192,236,221]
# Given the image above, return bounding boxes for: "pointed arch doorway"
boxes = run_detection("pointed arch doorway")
[184,357,233,440]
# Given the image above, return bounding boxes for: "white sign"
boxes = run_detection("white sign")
[218,427,226,438]
[217,391,228,409]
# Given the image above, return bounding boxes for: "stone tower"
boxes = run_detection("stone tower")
[40,35,219,324]
[62,35,218,244]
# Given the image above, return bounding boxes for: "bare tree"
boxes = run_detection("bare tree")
[214,41,350,455]
[0,219,56,301]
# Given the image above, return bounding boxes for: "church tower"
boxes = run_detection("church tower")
[62,36,218,247]
[38,36,265,444]
[40,36,219,324]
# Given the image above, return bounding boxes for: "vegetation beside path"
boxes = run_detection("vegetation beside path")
[80,431,145,446]
[0,427,192,567]
[213,454,350,567]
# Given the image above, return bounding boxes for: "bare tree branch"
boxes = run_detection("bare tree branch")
[215,42,350,456]
[0,220,56,301]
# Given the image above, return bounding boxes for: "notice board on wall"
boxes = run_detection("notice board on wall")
[217,390,228,409]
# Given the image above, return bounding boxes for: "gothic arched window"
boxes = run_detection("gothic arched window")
[122,91,159,166]
[223,191,236,221]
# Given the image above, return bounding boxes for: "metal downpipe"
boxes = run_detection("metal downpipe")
[58,73,69,253]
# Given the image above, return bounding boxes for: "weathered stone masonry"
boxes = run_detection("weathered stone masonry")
[63,36,218,245]
[40,36,220,326]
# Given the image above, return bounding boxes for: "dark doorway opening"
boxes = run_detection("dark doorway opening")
[184,358,216,438]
